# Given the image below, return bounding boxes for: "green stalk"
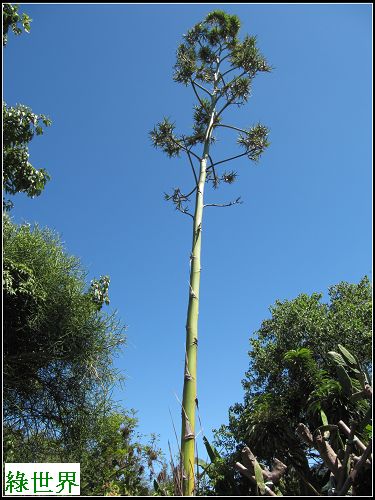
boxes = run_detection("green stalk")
[181,97,216,497]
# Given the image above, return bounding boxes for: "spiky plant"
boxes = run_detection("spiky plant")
[150,10,271,495]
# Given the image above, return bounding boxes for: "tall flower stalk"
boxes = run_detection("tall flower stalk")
[150,11,271,495]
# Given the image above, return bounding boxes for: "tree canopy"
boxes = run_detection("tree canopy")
[3,4,51,210]
[3,3,31,46]
[3,215,125,460]
[210,277,372,495]
[3,102,52,210]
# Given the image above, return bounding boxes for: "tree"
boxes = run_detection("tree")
[3,215,126,465]
[3,3,31,47]
[3,4,51,210]
[150,10,271,494]
[4,407,166,496]
[213,277,372,495]
[296,345,372,496]
[72,411,165,496]
[3,6,166,495]
[3,103,52,210]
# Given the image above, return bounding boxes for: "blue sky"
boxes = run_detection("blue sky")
[4,4,372,461]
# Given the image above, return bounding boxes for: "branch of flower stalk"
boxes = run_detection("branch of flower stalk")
[191,78,212,97]
[176,206,194,219]
[206,155,219,183]
[169,134,202,162]
[216,123,248,134]
[190,79,205,108]
[218,74,230,99]
[215,71,247,114]
[204,197,242,208]
[221,65,240,79]
[216,52,231,67]
[210,151,249,168]
[184,186,198,199]
[182,137,199,186]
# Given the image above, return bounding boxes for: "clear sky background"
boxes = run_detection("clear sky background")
[4,3,372,461]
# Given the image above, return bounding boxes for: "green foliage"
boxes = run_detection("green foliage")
[3,216,166,495]
[213,277,372,495]
[237,124,270,162]
[173,11,269,86]
[196,436,248,496]
[90,275,111,310]
[253,457,266,495]
[150,118,182,158]
[4,410,164,496]
[3,3,31,46]
[3,102,52,209]
[79,412,164,496]
[203,435,221,463]
[3,215,126,461]
[230,35,272,75]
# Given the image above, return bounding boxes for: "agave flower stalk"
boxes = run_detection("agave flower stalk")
[150,10,271,495]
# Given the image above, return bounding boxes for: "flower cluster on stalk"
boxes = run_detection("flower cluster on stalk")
[150,9,272,215]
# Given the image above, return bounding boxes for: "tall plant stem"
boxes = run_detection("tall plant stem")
[181,97,216,497]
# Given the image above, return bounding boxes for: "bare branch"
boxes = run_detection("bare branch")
[363,384,372,399]
[338,420,368,455]
[206,155,220,186]
[191,78,212,97]
[204,197,242,209]
[182,137,199,186]
[296,424,343,481]
[210,152,248,169]
[338,422,357,490]
[216,123,248,134]
[235,463,277,496]
[215,71,247,116]
[337,439,372,496]
[217,74,229,98]
[190,79,205,108]
[235,446,287,496]
[185,186,198,199]
[221,65,240,79]
[217,52,231,68]
[164,187,195,219]
[215,98,234,120]
[169,134,202,162]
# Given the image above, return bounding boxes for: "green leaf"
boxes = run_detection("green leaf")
[364,424,372,440]
[338,345,358,367]
[328,351,347,367]
[253,458,266,495]
[358,406,372,433]
[320,409,328,426]
[203,436,220,463]
[315,424,338,434]
[320,409,330,439]
[196,458,209,469]
[350,391,366,402]
[336,365,353,397]
[153,479,160,493]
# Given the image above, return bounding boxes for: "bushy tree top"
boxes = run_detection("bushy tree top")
[3,215,126,451]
